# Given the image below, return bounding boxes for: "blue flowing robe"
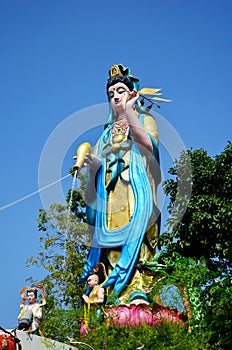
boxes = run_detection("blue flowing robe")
[79,113,161,297]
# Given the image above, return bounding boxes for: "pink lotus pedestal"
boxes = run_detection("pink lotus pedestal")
[105,304,186,327]
[80,303,186,335]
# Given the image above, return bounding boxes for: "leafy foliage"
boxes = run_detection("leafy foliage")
[158,142,232,349]
[160,142,232,271]
[27,203,88,302]
[26,173,90,340]
[202,277,232,349]
[26,200,89,340]
[78,322,211,350]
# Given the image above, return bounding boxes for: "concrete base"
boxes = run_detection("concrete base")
[10,330,77,350]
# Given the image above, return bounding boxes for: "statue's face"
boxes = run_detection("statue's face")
[87,275,98,288]
[27,292,36,304]
[108,82,130,115]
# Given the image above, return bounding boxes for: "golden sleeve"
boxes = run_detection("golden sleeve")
[143,114,159,145]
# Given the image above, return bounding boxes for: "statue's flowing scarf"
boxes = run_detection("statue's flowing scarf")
[79,114,159,295]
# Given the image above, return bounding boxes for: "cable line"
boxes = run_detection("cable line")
[0,173,71,212]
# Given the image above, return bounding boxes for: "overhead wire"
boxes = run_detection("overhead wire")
[0,173,71,212]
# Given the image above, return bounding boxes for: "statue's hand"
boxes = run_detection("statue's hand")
[84,154,102,173]
[123,90,139,111]
[82,294,89,303]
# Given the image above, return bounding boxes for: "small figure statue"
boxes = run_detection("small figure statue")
[18,285,46,335]
[82,274,104,305]
[81,274,105,333]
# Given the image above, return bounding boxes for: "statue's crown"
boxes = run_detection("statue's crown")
[108,64,140,91]
[109,64,130,79]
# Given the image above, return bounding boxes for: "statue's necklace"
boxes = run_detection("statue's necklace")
[112,117,129,137]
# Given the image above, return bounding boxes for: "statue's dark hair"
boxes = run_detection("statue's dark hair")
[26,289,37,298]
[106,76,134,95]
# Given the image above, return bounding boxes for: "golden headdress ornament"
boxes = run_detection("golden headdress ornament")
[109,64,131,79]
[109,64,171,110]
[110,64,124,78]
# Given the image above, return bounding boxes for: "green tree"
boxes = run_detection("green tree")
[26,173,89,341]
[159,142,232,349]
[160,142,232,270]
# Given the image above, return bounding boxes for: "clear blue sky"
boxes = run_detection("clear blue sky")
[0,0,231,328]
